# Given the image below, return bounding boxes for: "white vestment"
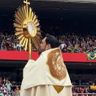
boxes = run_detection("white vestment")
[20,48,72,96]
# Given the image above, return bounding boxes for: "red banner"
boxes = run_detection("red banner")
[0,51,96,62]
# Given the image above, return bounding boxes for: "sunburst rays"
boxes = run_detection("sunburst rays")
[14,4,41,58]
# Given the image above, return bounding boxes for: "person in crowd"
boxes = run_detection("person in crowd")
[0,76,8,96]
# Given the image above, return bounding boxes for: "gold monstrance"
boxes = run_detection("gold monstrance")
[14,0,41,59]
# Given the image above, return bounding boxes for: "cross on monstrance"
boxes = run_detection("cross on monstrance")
[23,0,30,5]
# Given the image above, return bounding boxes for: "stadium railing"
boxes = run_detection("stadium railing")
[73,93,96,96]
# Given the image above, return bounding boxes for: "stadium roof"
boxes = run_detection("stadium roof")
[0,0,96,9]
[33,0,96,3]
[0,0,96,14]
[1,0,96,34]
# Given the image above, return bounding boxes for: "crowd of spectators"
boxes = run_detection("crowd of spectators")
[0,32,96,53]
[72,81,96,96]
[59,33,96,53]
[0,76,20,96]
[0,75,96,96]
[0,32,23,51]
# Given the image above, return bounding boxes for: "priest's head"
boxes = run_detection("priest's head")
[40,34,60,52]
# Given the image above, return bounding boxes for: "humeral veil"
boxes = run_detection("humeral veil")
[20,48,72,96]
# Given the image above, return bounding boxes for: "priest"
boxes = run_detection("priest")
[20,34,72,96]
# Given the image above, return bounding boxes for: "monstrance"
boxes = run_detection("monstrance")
[14,0,41,59]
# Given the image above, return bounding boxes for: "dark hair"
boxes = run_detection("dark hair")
[46,34,60,48]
